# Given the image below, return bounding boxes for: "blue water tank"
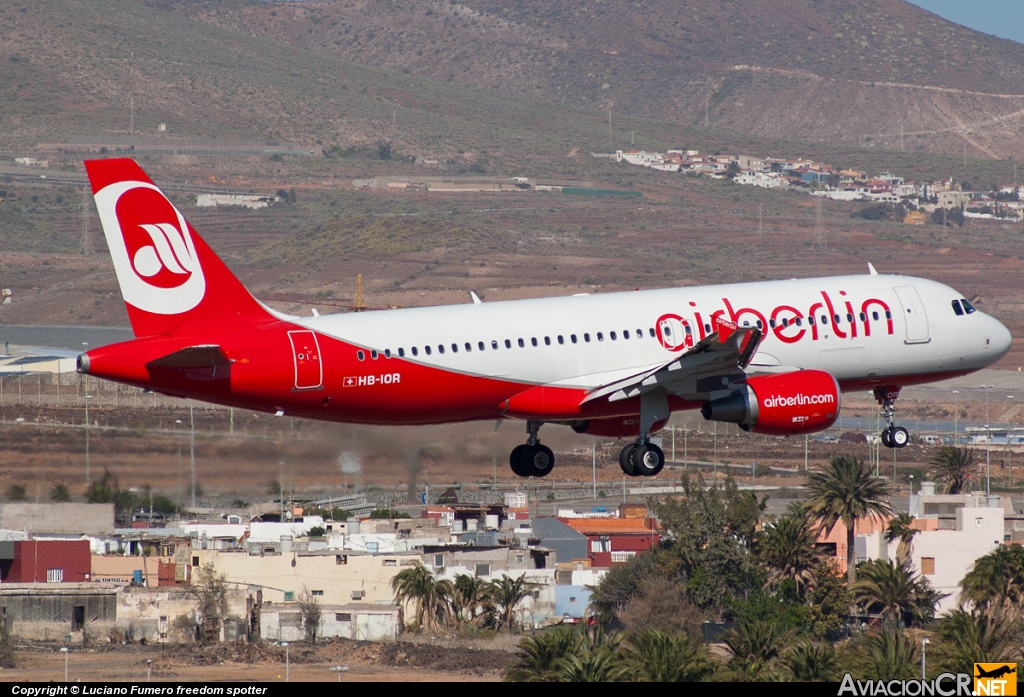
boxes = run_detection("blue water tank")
[132,569,143,584]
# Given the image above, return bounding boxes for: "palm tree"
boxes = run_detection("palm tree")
[618,629,716,682]
[556,649,626,682]
[851,559,944,627]
[884,513,920,567]
[758,510,820,598]
[784,640,844,682]
[489,574,532,634]
[391,564,453,632]
[720,618,790,667]
[806,455,891,583]
[959,544,1024,617]
[854,628,919,680]
[504,627,576,682]
[933,607,1022,674]
[928,446,976,494]
[452,573,490,626]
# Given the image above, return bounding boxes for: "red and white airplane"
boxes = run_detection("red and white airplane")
[77,158,1012,478]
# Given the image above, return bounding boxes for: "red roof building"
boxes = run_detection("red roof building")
[560,518,660,567]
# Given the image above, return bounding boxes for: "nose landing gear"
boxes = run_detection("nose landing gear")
[509,420,554,478]
[876,386,909,449]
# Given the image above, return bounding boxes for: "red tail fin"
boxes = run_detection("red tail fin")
[85,158,272,338]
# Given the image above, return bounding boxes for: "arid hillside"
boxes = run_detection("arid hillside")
[157,0,1024,159]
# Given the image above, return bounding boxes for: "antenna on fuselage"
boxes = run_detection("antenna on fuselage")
[867,263,878,276]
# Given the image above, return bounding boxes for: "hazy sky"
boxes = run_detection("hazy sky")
[905,1,1024,45]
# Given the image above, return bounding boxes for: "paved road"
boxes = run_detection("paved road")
[0,325,133,352]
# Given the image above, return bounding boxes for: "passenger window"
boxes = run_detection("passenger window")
[411,347,418,356]
[398,348,405,357]
[518,338,525,348]
[384,349,392,358]
[684,325,692,335]
[357,350,365,361]
[846,313,853,323]
[610,331,617,340]
[584,333,591,342]
[872,311,880,321]
[821,315,829,324]
[769,319,776,328]
[478,341,485,351]
[859,313,866,322]
[504,339,512,349]
[425,346,431,355]
[742,320,750,327]
[704,324,711,333]
[782,318,789,328]
[833,314,841,324]
[795,318,803,327]
[531,338,538,347]
[636,328,643,338]
[438,345,445,354]
[808,316,815,326]
[557,335,564,345]
[756,320,763,329]
[571,334,578,344]
[623,330,630,339]
[491,340,498,350]
[465,342,472,352]
[370,350,378,360]
[451,344,458,353]
[544,336,551,346]
[885,310,893,319]
[597,332,604,341]
[649,328,656,337]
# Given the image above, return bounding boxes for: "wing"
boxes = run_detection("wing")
[582,318,764,404]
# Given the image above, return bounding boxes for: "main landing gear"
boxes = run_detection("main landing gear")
[875,386,909,449]
[618,389,670,478]
[509,420,555,478]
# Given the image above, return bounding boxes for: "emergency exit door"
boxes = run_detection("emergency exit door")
[893,286,930,344]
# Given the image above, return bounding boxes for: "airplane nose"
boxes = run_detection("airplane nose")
[990,316,1013,359]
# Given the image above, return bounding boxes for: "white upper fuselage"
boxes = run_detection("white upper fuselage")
[290,273,1011,392]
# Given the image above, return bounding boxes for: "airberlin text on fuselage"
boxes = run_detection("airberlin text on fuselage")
[763,393,836,408]
[656,290,894,351]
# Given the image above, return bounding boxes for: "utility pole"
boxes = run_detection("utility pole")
[130,95,134,136]
[608,110,612,147]
[758,202,763,237]
[190,400,196,509]
[630,129,634,147]
[812,197,827,250]
[705,95,709,128]
[900,115,904,152]
[80,196,91,256]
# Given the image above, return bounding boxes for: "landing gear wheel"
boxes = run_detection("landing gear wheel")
[509,444,531,477]
[881,428,893,448]
[630,443,665,477]
[523,444,555,477]
[890,427,910,448]
[618,444,638,476]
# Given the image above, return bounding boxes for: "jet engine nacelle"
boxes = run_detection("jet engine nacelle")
[701,369,841,436]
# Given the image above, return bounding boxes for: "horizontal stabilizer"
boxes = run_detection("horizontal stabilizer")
[146,345,230,380]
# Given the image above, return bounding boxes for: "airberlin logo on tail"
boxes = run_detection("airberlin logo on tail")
[93,181,206,315]
[763,393,836,408]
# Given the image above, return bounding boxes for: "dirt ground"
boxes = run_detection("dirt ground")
[5,639,511,682]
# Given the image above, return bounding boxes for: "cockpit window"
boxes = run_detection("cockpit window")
[951,299,964,316]
[961,298,977,314]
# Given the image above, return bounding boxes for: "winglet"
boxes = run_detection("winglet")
[470,291,482,305]
[867,263,878,276]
